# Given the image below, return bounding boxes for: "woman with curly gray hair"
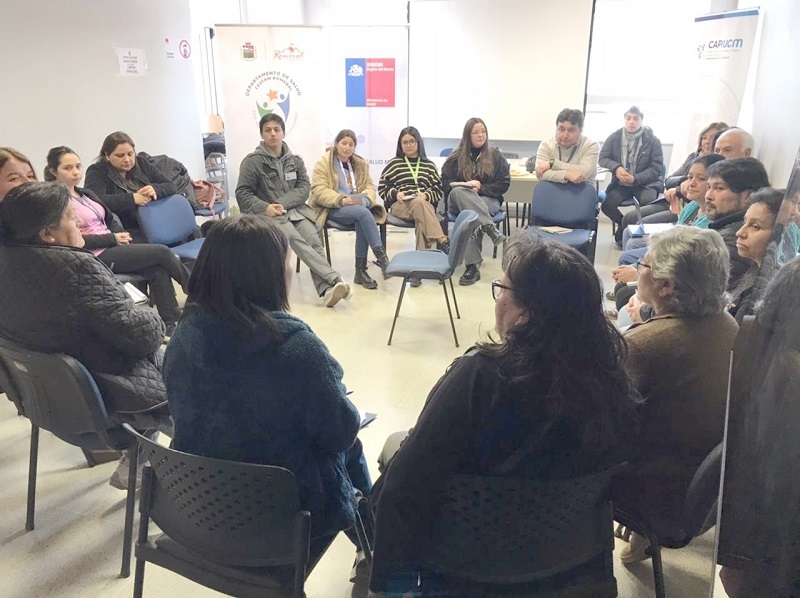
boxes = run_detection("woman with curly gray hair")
[613,226,739,564]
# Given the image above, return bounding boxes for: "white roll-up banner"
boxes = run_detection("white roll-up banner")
[670,9,761,172]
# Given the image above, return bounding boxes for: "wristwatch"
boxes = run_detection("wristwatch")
[549,159,555,168]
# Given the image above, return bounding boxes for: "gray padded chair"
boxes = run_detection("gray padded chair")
[614,442,723,598]
[0,335,138,578]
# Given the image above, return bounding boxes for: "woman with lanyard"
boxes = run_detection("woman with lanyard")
[45,146,189,337]
[311,129,389,290]
[379,127,448,287]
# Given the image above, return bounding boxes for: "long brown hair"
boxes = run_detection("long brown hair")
[96,131,135,162]
[451,117,494,180]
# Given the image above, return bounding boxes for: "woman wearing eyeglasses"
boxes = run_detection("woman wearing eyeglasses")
[367,233,639,596]
[613,226,739,564]
[379,127,448,280]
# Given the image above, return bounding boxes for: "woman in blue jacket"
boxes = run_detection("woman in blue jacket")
[163,214,371,544]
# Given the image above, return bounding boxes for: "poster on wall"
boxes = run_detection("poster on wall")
[214,26,325,196]
[670,8,761,171]
[327,27,409,184]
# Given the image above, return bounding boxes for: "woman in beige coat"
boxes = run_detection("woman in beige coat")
[311,129,388,289]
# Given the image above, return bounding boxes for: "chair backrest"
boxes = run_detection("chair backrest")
[138,194,198,246]
[127,425,309,568]
[448,210,480,270]
[205,152,227,185]
[439,147,453,157]
[531,181,598,229]
[0,335,115,443]
[423,467,617,584]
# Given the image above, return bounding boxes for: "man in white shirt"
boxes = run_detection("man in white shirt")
[535,109,599,184]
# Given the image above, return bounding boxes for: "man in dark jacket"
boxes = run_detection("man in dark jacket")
[236,114,351,307]
[706,157,770,291]
[599,106,665,245]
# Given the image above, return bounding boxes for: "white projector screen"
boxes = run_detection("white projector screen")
[409,0,595,141]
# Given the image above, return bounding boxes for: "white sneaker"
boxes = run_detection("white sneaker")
[343,282,353,301]
[323,281,348,307]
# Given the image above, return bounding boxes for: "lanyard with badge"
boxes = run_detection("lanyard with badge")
[404,156,421,193]
[340,160,357,193]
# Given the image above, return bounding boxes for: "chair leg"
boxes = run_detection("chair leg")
[387,278,409,345]
[441,276,459,347]
[651,541,665,598]
[295,255,301,273]
[120,440,138,578]
[353,499,373,567]
[449,277,460,319]
[379,223,387,248]
[26,423,39,531]
[323,227,331,265]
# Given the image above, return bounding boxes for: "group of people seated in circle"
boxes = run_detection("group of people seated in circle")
[1,103,799,596]
[235,113,510,304]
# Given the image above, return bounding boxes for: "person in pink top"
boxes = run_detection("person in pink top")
[46,146,189,335]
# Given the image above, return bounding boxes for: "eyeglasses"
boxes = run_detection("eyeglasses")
[636,260,652,270]
[491,279,512,301]
[401,140,418,146]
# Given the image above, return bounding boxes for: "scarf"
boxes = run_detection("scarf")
[621,128,644,173]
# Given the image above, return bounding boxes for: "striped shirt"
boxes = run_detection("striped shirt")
[379,156,443,210]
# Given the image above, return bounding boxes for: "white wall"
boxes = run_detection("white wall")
[1,0,204,178]
[747,0,800,186]
[409,0,594,142]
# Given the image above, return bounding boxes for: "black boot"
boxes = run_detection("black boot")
[354,257,378,289]
[459,263,481,286]
[478,222,505,247]
[373,246,390,280]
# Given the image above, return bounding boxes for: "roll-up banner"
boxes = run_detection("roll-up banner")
[326,26,409,185]
[215,25,325,200]
[670,9,761,172]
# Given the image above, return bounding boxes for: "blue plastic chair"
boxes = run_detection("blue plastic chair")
[439,147,454,157]
[385,210,479,347]
[137,194,204,260]
[527,181,599,263]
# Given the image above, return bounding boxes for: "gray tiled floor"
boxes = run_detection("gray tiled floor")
[0,212,725,597]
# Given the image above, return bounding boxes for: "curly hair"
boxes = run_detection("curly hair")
[478,232,640,452]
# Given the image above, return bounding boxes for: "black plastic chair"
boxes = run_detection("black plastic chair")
[614,442,723,598]
[0,335,138,578]
[125,425,364,598]
[418,467,621,597]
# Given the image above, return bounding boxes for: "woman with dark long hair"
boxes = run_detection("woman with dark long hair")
[84,131,178,235]
[440,117,510,285]
[379,127,448,267]
[310,129,389,289]
[368,233,639,595]
[163,215,371,550]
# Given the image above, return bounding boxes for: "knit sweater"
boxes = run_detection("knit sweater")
[163,310,361,537]
[378,156,443,210]
[534,135,599,183]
